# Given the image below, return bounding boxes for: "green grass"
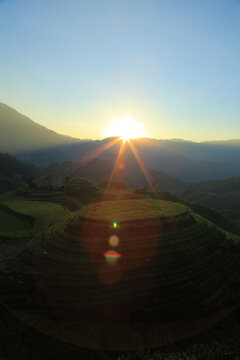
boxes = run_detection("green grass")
[141,190,239,235]
[0,209,31,232]
[0,192,69,238]
[78,199,188,222]
[181,190,240,223]
[19,188,82,211]
[193,213,240,244]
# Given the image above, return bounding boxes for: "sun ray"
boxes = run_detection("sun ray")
[128,140,157,192]
[105,140,127,191]
[37,118,158,206]
[37,138,120,183]
[80,138,120,166]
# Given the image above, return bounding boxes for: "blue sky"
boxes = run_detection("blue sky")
[1,0,240,140]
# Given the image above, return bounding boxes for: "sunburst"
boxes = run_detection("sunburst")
[44,118,155,194]
[106,117,146,142]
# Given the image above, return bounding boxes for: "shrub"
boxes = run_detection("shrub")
[64,177,100,203]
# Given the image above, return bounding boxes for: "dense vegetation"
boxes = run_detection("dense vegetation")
[180,177,240,233]
[1,179,240,358]
[0,208,31,232]
[0,153,38,178]
[0,192,68,239]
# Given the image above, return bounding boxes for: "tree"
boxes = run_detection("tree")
[64,176,70,185]
[152,180,157,192]
[44,175,53,187]
[28,177,37,189]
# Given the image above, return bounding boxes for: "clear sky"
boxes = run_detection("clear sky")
[1,0,240,141]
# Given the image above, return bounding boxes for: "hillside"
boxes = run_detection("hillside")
[0,103,80,153]
[1,189,240,356]
[181,191,240,222]
[21,137,240,182]
[137,138,240,164]
[128,139,240,182]
[27,196,240,349]
[187,176,240,193]
[0,153,40,193]
[181,177,240,223]
[0,153,38,179]
[0,148,186,194]
[43,158,186,192]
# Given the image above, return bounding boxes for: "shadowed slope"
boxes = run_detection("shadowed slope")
[24,198,240,349]
[0,103,79,153]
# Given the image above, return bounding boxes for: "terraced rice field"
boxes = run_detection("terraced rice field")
[79,199,188,221]
[0,209,31,232]
[0,192,69,238]
[19,189,81,211]
[26,198,240,349]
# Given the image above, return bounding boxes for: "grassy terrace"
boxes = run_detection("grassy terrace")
[18,188,82,211]
[0,192,69,238]
[25,198,240,349]
[0,209,31,232]
[79,199,188,222]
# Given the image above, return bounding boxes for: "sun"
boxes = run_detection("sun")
[105,117,146,142]
[121,134,130,142]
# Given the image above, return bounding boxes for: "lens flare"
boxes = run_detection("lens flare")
[104,250,122,264]
[112,221,118,229]
[109,235,119,247]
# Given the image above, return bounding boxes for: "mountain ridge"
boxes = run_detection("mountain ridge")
[1,103,240,182]
[0,102,81,153]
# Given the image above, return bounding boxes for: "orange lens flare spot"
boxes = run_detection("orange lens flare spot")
[109,235,119,247]
[104,250,122,264]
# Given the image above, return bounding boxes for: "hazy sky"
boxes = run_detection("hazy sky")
[1,0,240,140]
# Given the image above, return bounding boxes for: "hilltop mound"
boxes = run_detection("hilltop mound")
[26,197,240,349]
[78,199,188,222]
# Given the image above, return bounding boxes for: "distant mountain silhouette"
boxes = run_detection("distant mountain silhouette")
[44,157,186,192]
[138,138,240,164]
[122,139,240,182]
[1,103,240,183]
[18,138,240,182]
[0,103,80,153]
[185,176,240,194]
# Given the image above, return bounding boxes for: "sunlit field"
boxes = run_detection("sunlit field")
[79,199,187,221]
